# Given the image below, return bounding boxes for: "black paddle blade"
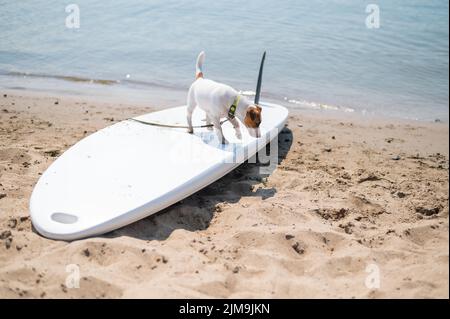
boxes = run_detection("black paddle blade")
[254,51,266,105]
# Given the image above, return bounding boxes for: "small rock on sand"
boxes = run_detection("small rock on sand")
[339,222,354,234]
[82,248,90,257]
[5,237,13,249]
[314,208,349,221]
[0,230,12,239]
[292,242,305,254]
[44,150,60,157]
[60,284,67,293]
[415,206,440,216]
[397,192,406,198]
[0,193,6,200]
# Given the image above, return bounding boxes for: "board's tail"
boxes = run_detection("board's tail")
[195,51,205,79]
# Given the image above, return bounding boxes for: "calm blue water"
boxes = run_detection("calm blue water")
[0,0,448,121]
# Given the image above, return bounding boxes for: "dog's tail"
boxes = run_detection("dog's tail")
[195,51,205,79]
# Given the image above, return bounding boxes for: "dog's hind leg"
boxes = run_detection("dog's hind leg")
[186,88,196,134]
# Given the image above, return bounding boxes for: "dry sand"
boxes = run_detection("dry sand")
[0,90,448,298]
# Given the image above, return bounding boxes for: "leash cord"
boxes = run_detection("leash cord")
[128,117,229,129]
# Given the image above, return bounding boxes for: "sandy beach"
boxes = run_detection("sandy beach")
[0,90,448,298]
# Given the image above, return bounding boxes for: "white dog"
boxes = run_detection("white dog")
[187,51,262,144]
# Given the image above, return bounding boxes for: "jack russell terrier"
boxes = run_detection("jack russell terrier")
[187,51,262,144]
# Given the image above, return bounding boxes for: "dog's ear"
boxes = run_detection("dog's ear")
[249,108,257,121]
[245,106,262,128]
[256,105,262,111]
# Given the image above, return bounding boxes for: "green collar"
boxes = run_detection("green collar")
[228,95,241,119]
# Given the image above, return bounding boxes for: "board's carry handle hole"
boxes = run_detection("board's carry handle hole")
[51,212,78,224]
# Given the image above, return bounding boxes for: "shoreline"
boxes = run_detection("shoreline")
[1,73,448,123]
[0,90,448,298]
[2,85,449,126]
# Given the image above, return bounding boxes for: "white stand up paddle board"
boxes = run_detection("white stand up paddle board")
[30,102,288,240]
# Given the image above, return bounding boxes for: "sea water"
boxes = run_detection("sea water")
[0,0,448,121]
